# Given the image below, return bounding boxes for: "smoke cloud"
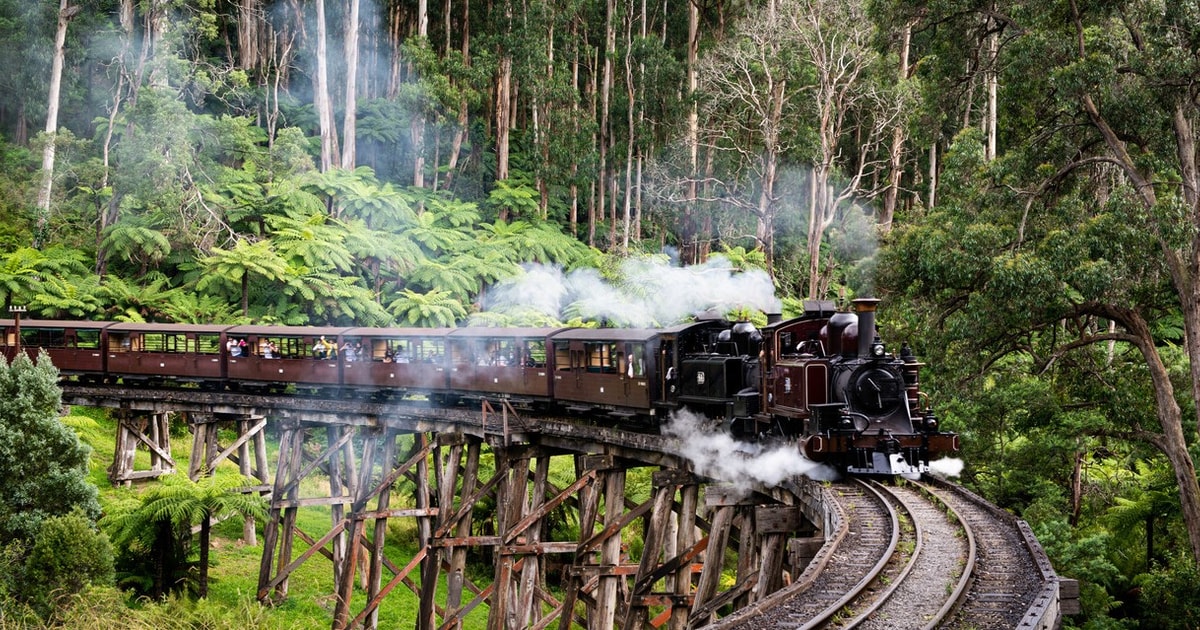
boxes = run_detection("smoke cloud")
[479,255,781,327]
[662,410,837,495]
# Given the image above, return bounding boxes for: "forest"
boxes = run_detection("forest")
[2,0,1200,627]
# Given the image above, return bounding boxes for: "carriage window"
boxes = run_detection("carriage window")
[142,333,189,353]
[20,328,67,348]
[77,330,101,349]
[273,337,304,358]
[474,339,515,366]
[525,340,546,367]
[554,342,570,370]
[408,339,444,363]
[585,342,618,374]
[196,334,221,354]
[387,339,415,363]
[629,344,646,377]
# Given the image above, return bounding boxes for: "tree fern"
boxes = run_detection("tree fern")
[388,288,467,327]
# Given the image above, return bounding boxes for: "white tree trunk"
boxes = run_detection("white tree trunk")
[315,0,340,171]
[34,0,77,248]
[341,0,360,169]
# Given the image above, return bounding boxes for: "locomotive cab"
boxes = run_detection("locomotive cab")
[676,320,762,428]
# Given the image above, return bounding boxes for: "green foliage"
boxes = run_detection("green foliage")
[1136,557,1200,630]
[20,510,115,621]
[49,585,290,630]
[388,288,468,327]
[102,473,266,600]
[0,353,101,543]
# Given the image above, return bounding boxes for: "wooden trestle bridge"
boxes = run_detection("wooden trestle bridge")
[64,385,830,630]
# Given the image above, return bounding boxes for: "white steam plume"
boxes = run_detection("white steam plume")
[927,458,964,478]
[662,410,837,495]
[480,255,781,327]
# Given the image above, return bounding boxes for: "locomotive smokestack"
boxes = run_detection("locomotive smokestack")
[853,298,881,358]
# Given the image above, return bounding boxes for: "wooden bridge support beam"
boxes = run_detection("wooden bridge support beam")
[108,410,174,485]
[185,412,270,486]
[250,418,803,630]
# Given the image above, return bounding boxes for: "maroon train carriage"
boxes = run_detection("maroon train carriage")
[548,322,725,421]
[0,319,111,379]
[105,322,231,385]
[340,327,453,398]
[445,327,565,405]
[225,325,353,390]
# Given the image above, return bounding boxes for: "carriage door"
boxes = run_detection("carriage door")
[625,343,649,408]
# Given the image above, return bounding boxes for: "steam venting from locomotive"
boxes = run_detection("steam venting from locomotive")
[478,257,781,327]
[663,410,837,494]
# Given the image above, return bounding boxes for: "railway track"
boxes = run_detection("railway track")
[918,478,1052,630]
[709,477,1061,630]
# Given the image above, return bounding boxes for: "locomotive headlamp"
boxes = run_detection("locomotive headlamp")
[871,342,886,357]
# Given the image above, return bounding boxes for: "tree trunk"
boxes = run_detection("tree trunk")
[198,515,212,597]
[443,0,470,192]
[599,0,615,245]
[237,0,261,71]
[683,0,700,264]
[984,6,998,161]
[622,0,635,251]
[34,0,78,250]
[410,0,428,186]
[880,21,912,233]
[494,0,514,214]
[315,0,340,171]
[342,0,361,169]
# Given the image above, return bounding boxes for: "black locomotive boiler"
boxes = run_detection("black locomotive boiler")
[0,298,956,476]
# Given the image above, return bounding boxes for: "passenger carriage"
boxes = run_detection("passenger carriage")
[340,327,453,398]
[548,322,726,420]
[445,327,564,405]
[225,325,352,389]
[105,322,230,385]
[0,319,111,378]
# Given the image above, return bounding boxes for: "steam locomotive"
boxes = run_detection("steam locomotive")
[0,298,956,475]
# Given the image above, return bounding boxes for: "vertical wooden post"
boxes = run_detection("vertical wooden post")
[558,453,604,630]
[361,429,394,630]
[275,426,305,600]
[515,454,550,628]
[443,438,481,629]
[669,483,699,630]
[735,508,757,609]
[327,425,349,599]
[238,416,258,545]
[622,469,684,630]
[490,446,533,630]
[753,505,799,601]
[417,434,439,630]
[594,466,626,630]
[332,427,382,630]
[692,504,734,621]
[258,423,302,602]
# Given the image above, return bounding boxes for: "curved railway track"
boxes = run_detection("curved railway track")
[917,478,1050,630]
[709,477,1060,630]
